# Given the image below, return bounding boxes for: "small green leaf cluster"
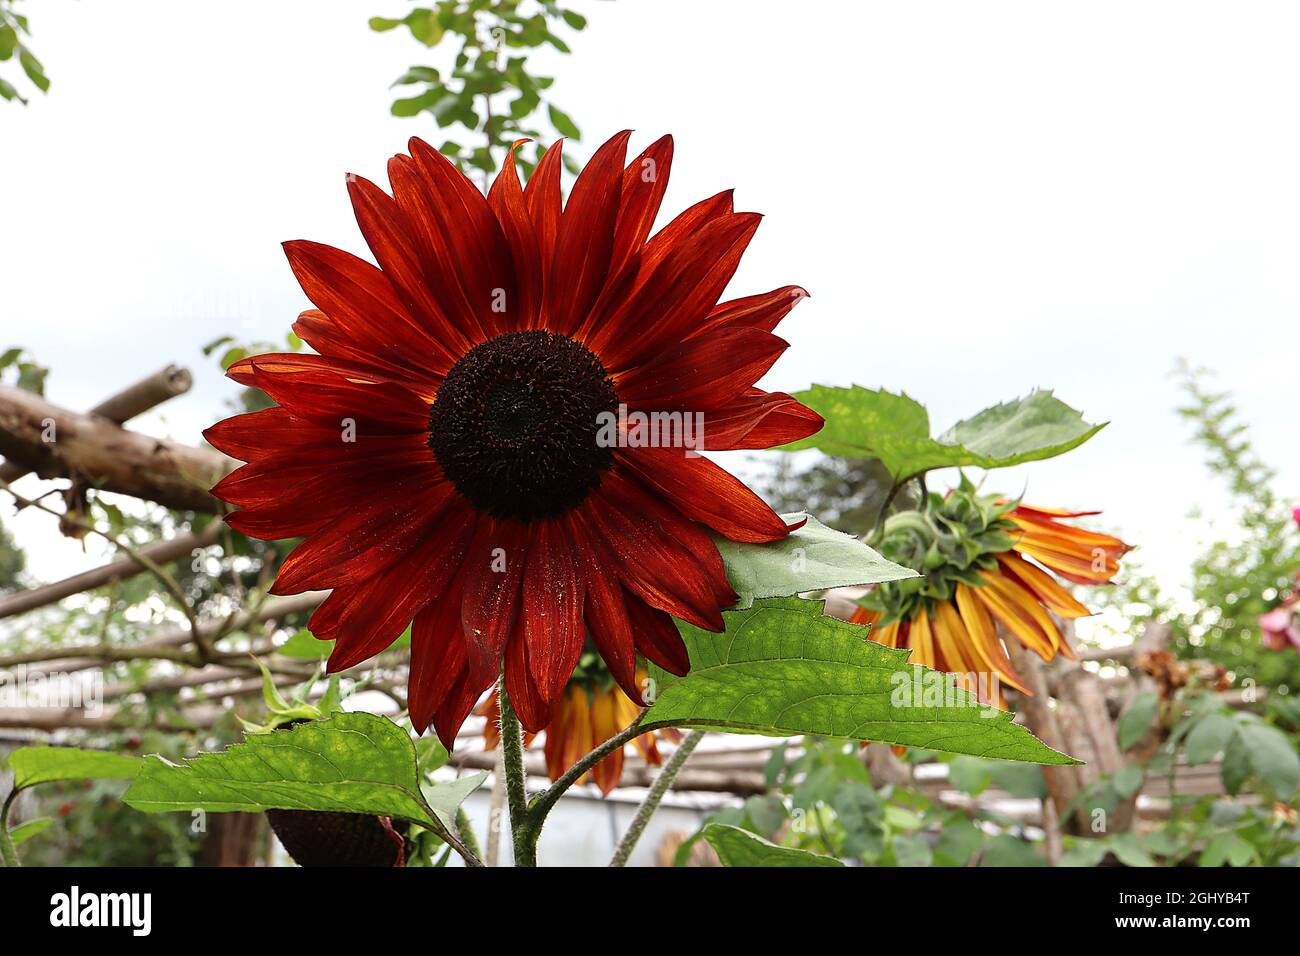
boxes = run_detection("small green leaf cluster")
[371,0,591,176]
[0,2,48,105]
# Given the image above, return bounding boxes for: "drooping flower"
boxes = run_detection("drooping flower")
[851,484,1131,705]
[478,656,681,795]
[204,132,821,746]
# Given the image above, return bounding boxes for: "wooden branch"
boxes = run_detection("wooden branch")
[0,364,193,485]
[0,523,222,620]
[1005,638,1087,830]
[0,385,233,512]
[0,590,325,673]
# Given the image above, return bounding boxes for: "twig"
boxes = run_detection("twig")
[609,729,704,867]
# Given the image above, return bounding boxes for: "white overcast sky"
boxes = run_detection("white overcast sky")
[2,0,1298,599]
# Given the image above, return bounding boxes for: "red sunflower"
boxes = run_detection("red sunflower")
[204,132,821,747]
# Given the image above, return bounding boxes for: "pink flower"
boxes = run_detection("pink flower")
[1259,599,1300,652]
[1292,505,1300,528]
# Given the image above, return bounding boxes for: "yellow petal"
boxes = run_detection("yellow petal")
[953,583,1031,696]
[997,551,1091,619]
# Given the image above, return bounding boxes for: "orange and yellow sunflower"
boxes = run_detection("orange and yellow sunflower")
[478,660,680,794]
[852,486,1130,705]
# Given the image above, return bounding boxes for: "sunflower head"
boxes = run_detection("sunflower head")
[854,481,1131,705]
[864,477,1021,624]
[204,131,822,747]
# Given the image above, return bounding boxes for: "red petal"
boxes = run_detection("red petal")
[703,389,825,450]
[203,407,303,462]
[520,520,585,705]
[315,507,478,670]
[270,480,453,595]
[410,577,495,746]
[616,327,789,411]
[347,172,480,353]
[544,130,631,335]
[488,140,543,329]
[281,239,457,380]
[625,594,691,676]
[587,199,748,361]
[592,213,761,368]
[227,353,431,434]
[212,435,432,509]
[608,134,674,279]
[459,518,529,674]
[585,467,734,630]
[503,624,551,732]
[524,140,564,275]
[622,447,789,543]
[408,138,519,337]
[699,285,809,336]
[572,519,641,702]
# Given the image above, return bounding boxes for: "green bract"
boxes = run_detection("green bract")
[860,479,1019,624]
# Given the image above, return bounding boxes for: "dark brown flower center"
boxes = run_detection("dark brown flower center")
[428,330,619,521]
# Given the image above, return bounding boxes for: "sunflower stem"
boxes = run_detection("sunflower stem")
[496,677,536,866]
[608,729,704,867]
[528,710,647,830]
[0,790,21,868]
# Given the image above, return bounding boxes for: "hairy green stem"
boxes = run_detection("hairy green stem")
[528,711,647,828]
[454,805,480,860]
[0,791,21,868]
[496,678,536,866]
[609,729,704,867]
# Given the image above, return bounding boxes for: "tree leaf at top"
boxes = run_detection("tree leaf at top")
[781,385,1105,482]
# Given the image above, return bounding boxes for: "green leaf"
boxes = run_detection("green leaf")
[1200,832,1255,868]
[124,713,439,829]
[1236,722,1300,796]
[277,628,331,660]
[1183,713,1236,764]
[980,834,1046,867]
[1059,838,1108,868]
[369,16,405,32]
[18,49,47,92]
[1117,692,1159,751]
[1111,764,1145,799]
[1108,832,1155,867]
[9,817,54,847]
[703,823,844,867]
[547,103,580,138]
[10,747,143,790]
[947,756,992,795]
[936,390,1105,469]
[281,624,410,660]
[933,817,984,866]
[643,598,1079,765]
[830,781,884,859]
[714,513,919,610]
[423,773,487,831]
[1220,733,1251,795]
[782,386,1104,482]
[988,762,1048,798]
[891,833,933,867]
